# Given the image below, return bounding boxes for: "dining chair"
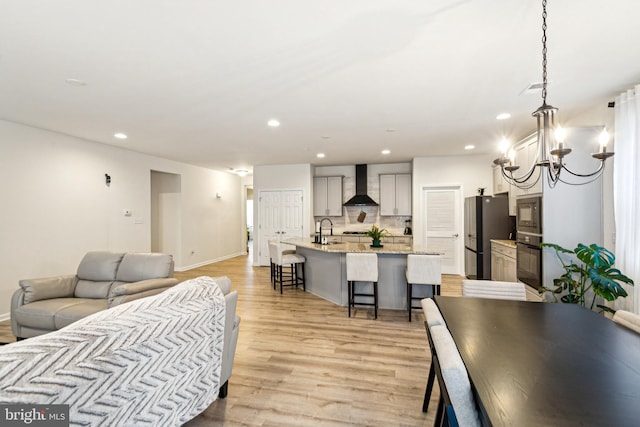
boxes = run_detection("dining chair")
[346,253,379,319]
[462,279,526,301]
[612,310,640,334]
[406,254,442,321]
[421,298,444,413]
[268,241,306,294]
[429,324,481,427]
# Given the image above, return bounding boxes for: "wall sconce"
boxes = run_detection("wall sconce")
[105,174,111,186]
[216,192,222,199]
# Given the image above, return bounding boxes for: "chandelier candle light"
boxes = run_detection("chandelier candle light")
[493,0,614,189]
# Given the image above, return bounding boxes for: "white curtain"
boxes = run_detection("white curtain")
[614,84,640,313]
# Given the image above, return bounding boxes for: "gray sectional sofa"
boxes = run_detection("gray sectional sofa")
[11,251,179,338]
[0,275,240,426]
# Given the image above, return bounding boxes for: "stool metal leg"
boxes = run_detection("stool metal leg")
[348,280,353,317]
[407,282,413,322]
[373,281,378,320]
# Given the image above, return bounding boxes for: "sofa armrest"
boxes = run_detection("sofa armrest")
[108,278,178,307]
[221,289,240,386]
[19,274,78,304]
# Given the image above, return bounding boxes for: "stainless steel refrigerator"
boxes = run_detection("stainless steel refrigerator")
[464,196,512,280]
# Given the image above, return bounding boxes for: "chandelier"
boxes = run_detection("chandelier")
[493,0,614,189]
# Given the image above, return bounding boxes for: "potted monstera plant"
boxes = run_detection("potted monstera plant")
[540,242,634,314]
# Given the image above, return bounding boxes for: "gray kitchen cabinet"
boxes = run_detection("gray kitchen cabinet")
[313,176,343,216]
[511,133,542,197]
[491,241,517,282]
[379,174,412,216]
[493,166,516,216]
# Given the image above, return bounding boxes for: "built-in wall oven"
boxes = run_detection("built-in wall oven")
[516,196,543,289]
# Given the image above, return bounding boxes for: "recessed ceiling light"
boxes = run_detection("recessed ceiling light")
[496,113,511,120]
[317,153,325,158]
[114,133,127,140]
[381,149,391,155]
[65,78,86,86]
[267,119,280,127]
[464,145,475,150]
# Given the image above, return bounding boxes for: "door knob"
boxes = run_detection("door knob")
[453,233,459,237]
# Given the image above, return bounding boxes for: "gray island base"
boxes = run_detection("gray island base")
[284,239,440,310]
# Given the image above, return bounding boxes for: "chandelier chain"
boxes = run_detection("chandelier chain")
[541,0,548,104]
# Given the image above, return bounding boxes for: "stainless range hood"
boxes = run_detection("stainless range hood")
[343,164,378,206]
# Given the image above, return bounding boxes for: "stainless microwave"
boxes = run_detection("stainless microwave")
[516,196,542,235]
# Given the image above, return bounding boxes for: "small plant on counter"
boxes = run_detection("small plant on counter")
[540,242,634,314]
[366,225,388,246]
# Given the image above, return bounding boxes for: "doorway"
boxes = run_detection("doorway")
[150,171,182,266]
[421,185,463,275]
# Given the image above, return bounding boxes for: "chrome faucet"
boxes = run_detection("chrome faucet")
[319,217,333,243]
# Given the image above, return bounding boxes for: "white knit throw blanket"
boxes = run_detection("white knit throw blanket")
[0,276,226,426]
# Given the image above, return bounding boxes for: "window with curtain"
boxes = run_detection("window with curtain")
[614,84,640,313]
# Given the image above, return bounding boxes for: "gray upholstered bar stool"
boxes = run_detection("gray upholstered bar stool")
[269,241,306,294]
[406,254,442,321]
[346,253,379,319]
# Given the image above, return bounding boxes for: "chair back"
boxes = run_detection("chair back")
[462,279,526,301]
[406,254,442,285]
[429,324,481,427]
[421,298,445,327]
[346,253,378,282]
[613,310,640,335]
[268,241,280,264]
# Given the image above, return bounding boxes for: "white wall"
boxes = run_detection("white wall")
[541,126,605,288]
[0,120,244,317]
[252,164,313,265]
[412,154,494,274]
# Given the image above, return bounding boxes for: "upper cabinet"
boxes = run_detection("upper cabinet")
[493,166,516,216]
[512,134,542,197]
[313,176,343,216]
[379,174,412,216]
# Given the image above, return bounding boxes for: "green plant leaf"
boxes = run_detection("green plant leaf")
[540,242,574,254]
[588,267,634,301]
[574,243,615,269]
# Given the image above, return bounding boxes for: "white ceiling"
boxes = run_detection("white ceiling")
[1,1,639,174]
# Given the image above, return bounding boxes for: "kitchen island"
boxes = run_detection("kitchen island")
[283,238,439,310]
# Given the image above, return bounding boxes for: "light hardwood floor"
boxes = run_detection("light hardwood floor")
[2,251,463,426]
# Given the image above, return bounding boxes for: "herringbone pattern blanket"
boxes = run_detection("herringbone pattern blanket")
[0,276,226,426]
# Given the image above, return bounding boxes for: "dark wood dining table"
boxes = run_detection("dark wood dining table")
[434,296,640,427]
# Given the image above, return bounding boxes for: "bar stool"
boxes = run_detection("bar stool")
[406,254,441,322]
[268,240,295,287]
[346,253,379,319]
[269,241,306,294]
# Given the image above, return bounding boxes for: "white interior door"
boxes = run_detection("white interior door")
[279,190,304,240]
[422,186,462,275]
[258,190,303,266]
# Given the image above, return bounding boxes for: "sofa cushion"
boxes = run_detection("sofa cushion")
[13,298,96,330]
[54,299,109,329]
[77,251,125,281]
[74,280,114,299]
[116,253,173,282]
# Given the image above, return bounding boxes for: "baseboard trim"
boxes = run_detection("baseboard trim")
[0,313,10,322]
[175,252,245,272]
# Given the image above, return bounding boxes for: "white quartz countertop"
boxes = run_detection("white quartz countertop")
[283,238,440,255]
